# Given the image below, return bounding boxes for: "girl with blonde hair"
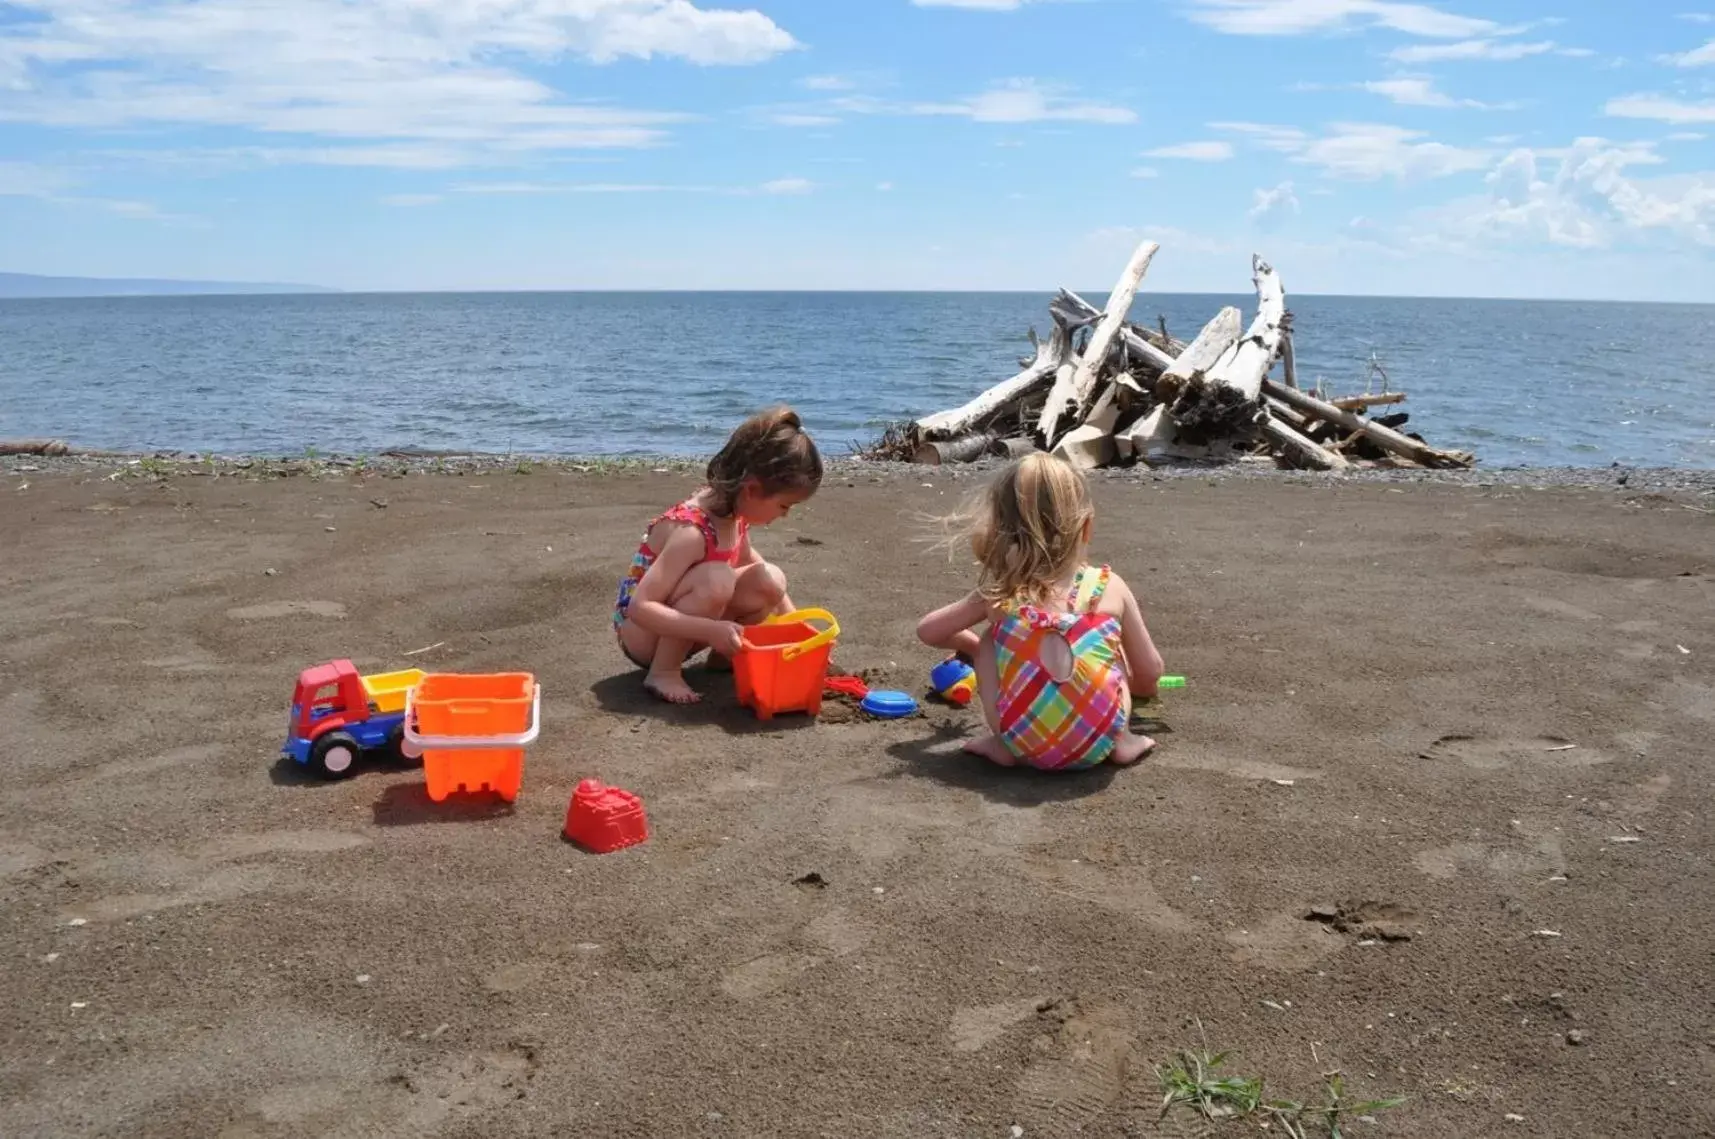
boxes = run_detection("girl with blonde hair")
[917,452,1164,768]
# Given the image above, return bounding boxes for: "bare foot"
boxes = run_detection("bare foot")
[1111,732,1157,767]
[644,671,702,705]
[962,734,1017,767]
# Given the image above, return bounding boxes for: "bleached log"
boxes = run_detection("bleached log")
[1281,328,1300,390]
[994,437,1037,460]
[1198,255,1286,404]
[1051,424,1117,471]
[1055,290,1175,372]
[1330,392,1406,411]
[912,433,996,466]
[1038,239,1160,445]
[913,318,1070,441]
[1259,413,1350,471]
[1261,379,1471,469]
[1157,306,1242,401]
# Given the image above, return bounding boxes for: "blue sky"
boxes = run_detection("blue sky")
[2,0,1714,299]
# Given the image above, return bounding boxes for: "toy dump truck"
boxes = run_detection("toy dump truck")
[283,660,425,779]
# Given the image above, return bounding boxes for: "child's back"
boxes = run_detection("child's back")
[916,453,1164,770]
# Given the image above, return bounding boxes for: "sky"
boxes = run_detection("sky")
[2,0,1714,300]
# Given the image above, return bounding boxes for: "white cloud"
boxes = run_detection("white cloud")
[1660,40,1715,67]
[380,193,442,207]
[1248,180,1300,226]
[1186,0,1499,38]
[1301,123,1492,179]
[911,0,1038,7]
[1362,76,1490,108]
[0,0,798,167]
[801,75,856,91]
[1209,121,1311,152]
[876,181,894,191]
[1389,39,1570,63]
[1605,94,1715,124]
[1214,120,1490,180]
[0,159,73,197]
[1143,140,1234,160]
[904,79,1135,124]
[1427,138,1715,249]
[0,159,179,220]
[449,177,813,196]
[769,113,841,127]
[1131,166,1161,178]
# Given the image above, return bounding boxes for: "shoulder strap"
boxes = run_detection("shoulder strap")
[1072,565,1110,613]
[658,502,721,560]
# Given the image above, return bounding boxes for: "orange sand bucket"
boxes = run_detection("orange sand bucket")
[403,672,540,802]
[732,608,840,720]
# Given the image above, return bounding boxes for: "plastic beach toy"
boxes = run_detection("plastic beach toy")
[929,658,977,706]
[861,690,919,719]
[281,659,427,780]
[563,779,649,853]
[403,672,540,803]
[733,608,841,720]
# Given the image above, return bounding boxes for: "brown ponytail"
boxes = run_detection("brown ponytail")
[706,406,823,515]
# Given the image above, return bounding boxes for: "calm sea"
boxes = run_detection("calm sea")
[2,291,1711,468]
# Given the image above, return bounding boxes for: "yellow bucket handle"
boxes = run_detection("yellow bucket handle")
[761,607,841,661]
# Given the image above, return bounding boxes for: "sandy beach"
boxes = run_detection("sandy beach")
[2,459,1712,1138]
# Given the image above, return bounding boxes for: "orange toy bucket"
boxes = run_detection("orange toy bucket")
[732,608,840,720]
[403,672,539,802]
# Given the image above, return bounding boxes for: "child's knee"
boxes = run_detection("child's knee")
[756,561,788,603]
[681,561,738,613]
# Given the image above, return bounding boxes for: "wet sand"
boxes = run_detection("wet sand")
[1,464,1712,1138]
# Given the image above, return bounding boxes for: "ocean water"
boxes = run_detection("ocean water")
[2,291,1712,468]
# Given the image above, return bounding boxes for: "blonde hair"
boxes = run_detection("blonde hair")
[705,406,823,515]
[965,453,1095,605]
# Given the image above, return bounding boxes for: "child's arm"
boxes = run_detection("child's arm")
[1106,573,1165,700]
[627,526,744,653]
[916,591,992,660]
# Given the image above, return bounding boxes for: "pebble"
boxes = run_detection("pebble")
[355,974,371,985]
[1567,1030,1587,1046]
[66,918,87,927]
[324,526,336,532]
[1505,1113,1525,1122]
[1011,1127,1025,1138]
[44,953,59,963]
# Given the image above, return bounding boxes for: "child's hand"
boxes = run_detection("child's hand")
[707,620,748,658]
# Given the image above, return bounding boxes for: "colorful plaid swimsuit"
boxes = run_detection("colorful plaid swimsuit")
[612,500,748,652]
[992,565,1128,770]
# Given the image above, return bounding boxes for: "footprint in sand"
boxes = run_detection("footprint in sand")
[1018,858,1194,932]
[1420,733,1613,771]
[1152,751,1319,784]
[1013,998,1136,1132]
[720,952,823,999]
[720,906,873,999]
[949,998,1045,1053]
[1660,678,1715,724]
[226,599,347,620]
[1226,914,1344,971]
[64,829,367,924]
[1413,830,1565,883]
[1519,594,1604,621]
[92,742,226,781]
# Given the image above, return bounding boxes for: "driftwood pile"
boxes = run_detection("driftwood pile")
[887,237,1473,473]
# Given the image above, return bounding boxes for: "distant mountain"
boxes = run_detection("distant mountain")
[0,271,338,299]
